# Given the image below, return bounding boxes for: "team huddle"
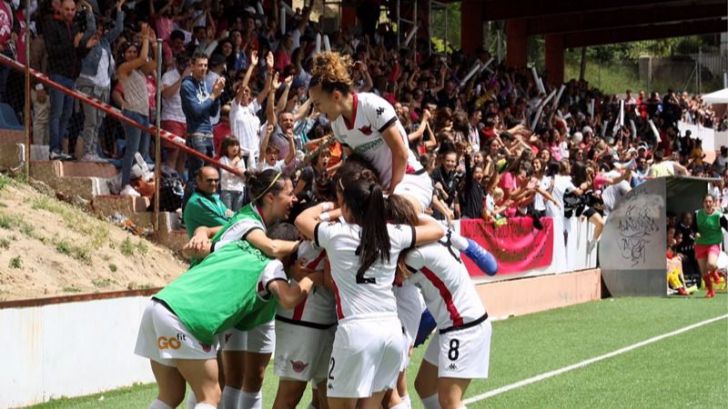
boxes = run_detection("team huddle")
[134,52,496,409]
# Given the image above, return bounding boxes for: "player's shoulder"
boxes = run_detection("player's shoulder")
[358,92,391,111]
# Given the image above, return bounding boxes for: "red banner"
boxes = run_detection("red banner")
[460,217,554,276]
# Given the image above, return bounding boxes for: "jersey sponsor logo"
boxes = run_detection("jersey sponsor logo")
[358,125,373,135]
[201,343,212,353]
[353,138,384,154]
[290,360,309,373]
[157,336,181,350]
[224,333,233,344]
[448,362,457,370]
[376,107,385,116]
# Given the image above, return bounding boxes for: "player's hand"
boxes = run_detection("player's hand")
[290,260,316,282]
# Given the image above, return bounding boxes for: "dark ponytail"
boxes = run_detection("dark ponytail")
[246,169,288,203]
[338,170,390,279]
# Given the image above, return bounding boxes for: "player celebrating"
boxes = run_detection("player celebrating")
[133,221,320,409]
[185,169,300,409]
[272,237,337,409]
[295,169,444,409]
[694,193,728,298]
[388,196,492,409]
[306,52,496,280]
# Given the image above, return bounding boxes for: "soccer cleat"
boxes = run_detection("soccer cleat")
[463,239,498,276]
[677,287,688,296]
[711,271,722,285]
[706,289,716,298]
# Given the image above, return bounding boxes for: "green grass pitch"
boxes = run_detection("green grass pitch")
[26,291,728,409]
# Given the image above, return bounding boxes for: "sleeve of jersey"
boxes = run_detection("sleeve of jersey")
[365,95,399,133]
[214,220,264,250]
[404,247,424,273]
[261,260,288,296]
[314,221,334,249]
[392,224,417,251]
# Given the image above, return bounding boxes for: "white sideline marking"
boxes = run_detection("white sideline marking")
[464,314,728,404]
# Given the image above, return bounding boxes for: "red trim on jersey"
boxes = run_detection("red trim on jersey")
[420,266,463,327]
[255,205,267,226]
[291,250,328,321]
[344,93,359,130]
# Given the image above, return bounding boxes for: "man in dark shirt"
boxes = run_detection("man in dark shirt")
[44,0,82,160]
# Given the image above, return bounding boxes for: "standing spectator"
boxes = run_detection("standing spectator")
[161,53,192,174]
[218,137,246,211]
[76,0,125,161]
[180,50,225,205]
[205,53,226,126]
[231,50,270,166]
[117,23,157,195]
[31,84,50,145]
[44,0,82,160]
[0,0,13,104]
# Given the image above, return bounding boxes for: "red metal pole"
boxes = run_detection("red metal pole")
[0,54,239,175]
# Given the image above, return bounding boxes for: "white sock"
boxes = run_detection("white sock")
[194,404,217,409]
[187,392,197,409]
[240,391,262,409]
[221,386,243,409]
[450,231,469,251]
[390,401,408,409]
[401,394,412,409]
[149,400,173,409]
[421,394,441,409]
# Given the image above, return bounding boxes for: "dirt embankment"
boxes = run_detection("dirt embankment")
[0,175,186,301]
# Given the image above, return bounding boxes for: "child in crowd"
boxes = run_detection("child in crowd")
[31,84,49,145]
[219,136,246,211]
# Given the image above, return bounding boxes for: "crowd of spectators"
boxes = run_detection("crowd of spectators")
[1,0,728,238]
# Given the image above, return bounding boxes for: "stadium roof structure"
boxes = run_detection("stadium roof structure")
[450,0,728,84]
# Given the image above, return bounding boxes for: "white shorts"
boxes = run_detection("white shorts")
[327,315,404,398]
[134,300,218,367]
[394,172,433,212]
[424,318,492,379]
[274,321,336,383]
[394,282,426,370]
[221,321,276,354]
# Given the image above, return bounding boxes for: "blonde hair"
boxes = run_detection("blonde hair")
[310,52,354,95]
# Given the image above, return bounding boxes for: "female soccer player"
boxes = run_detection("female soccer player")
[388,195,492,409]
[694,193,727,298]
[306,52,496,280]
[295,168,444,409]
[185,169,301,409]
[134,222,321,409]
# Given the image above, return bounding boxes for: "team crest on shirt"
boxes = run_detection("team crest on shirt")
[376,107,385,116]
[290,360,309,373]
[358,125,372,135]
[201,343,212,352]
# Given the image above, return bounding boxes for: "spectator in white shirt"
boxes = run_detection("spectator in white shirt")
[219,136,246,211]
[161,53,192,174]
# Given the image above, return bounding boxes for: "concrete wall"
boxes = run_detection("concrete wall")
[475,269,601,319]
[0,296,155,408]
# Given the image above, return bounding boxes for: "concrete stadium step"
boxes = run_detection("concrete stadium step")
[0,128,25,143]
[30,160,118,200]
[0,142,24,171]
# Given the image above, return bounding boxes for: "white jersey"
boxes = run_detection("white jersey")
[276,241,338,325]
[257,259,288,299]
[331,92,422,187]
[315,220,415,319]
[405,241,486,330]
